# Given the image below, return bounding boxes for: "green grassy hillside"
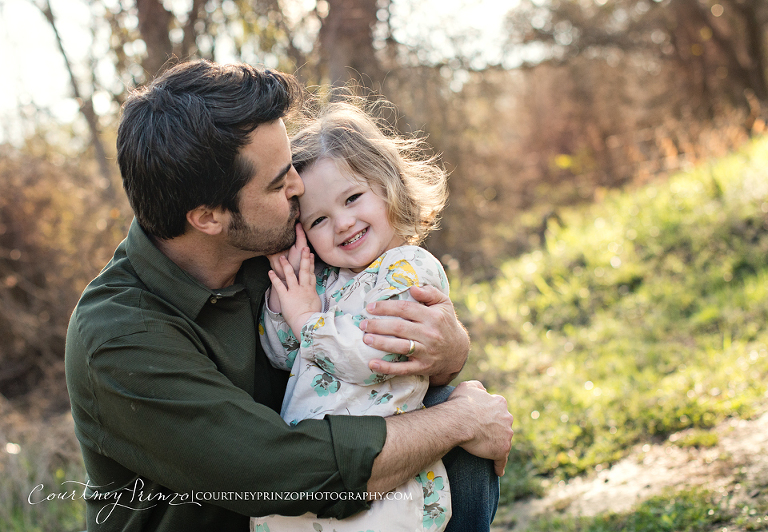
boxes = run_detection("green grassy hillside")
[453,135,768,503]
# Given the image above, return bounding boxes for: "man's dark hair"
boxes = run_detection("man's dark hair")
[117,60,302,239]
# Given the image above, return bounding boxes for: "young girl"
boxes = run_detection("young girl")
[252,100,451,532]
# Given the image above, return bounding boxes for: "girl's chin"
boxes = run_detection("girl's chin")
[348,256,378,273]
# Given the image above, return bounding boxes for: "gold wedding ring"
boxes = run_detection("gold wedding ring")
[407,339,416,356]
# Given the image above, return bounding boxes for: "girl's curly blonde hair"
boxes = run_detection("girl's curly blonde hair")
[290,96,448,245]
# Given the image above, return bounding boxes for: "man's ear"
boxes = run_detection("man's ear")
[186,206,227,236]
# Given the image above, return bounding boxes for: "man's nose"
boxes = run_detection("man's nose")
[285,166,304,198]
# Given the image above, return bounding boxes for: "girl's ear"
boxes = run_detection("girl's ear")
[186,206,227,236]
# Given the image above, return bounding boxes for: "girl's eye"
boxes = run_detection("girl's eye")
[310,216,326,228]
[346,193,362,205]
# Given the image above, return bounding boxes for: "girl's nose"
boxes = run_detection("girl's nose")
[335,215,355,233]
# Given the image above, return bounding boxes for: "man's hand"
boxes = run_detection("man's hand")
[361,285,470,385]
[368,379,514,493]
[448,381,514,476]
[267,223,308,282]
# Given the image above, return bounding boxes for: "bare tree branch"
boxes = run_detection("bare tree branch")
[35,0,115,194]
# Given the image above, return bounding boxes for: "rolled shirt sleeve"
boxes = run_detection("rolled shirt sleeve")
[64,220,387,530]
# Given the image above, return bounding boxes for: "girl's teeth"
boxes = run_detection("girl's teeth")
[344,229,366,245]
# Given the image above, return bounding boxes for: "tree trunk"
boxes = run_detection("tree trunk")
[256,0,310,83]
[179,0,207,60]
[319,0,380,88]
[676,0,758,102]
[136,0,173,79]
[732,0,768,101]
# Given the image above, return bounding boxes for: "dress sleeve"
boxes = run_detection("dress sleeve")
[299,246,450,386]
[259,287,300,371]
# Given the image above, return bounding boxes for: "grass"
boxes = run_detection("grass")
[0,432,86,532]
[452,134,768,503]
[669,429,719,449]
[524,487,747,532]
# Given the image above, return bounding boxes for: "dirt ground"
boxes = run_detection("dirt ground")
[492,406,768,531]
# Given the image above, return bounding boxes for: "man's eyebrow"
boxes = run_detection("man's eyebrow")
[266,163,293,189]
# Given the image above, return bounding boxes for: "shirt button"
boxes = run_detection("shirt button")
[210,296,218,304]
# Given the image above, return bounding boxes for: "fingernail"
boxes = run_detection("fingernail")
[367,302,376,312]
[363,334,373,345]
[370,361,380,371]
[359,320,368,331]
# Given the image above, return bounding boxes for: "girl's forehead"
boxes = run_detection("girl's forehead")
[300,158,366,190]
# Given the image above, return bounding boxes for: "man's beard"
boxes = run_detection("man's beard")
[227,199,299,256]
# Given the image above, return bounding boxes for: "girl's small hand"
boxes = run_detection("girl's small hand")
[267,223,309,282]
[268,248,321,336]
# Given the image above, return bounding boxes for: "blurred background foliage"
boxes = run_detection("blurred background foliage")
[454,135,768,502]
[0,0,767,529]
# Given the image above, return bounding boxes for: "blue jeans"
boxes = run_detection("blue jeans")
[423,385,500,532]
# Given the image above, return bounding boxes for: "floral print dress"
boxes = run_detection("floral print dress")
[252,246,452,532]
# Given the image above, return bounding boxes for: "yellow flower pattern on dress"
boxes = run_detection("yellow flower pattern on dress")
[385,259,419,290]
[365,255,384,273]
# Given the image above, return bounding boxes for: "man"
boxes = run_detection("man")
[65,60,514,531]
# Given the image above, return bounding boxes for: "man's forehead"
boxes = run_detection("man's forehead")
[241,120,292,185]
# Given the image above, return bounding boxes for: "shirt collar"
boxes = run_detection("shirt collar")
[124,218,245,320]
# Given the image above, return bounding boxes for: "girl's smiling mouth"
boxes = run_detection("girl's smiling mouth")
[340,228,368,248]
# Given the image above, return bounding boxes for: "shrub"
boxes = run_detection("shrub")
[0,144,130,400]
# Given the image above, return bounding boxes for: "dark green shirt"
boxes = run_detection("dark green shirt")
[65,220,387,531]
